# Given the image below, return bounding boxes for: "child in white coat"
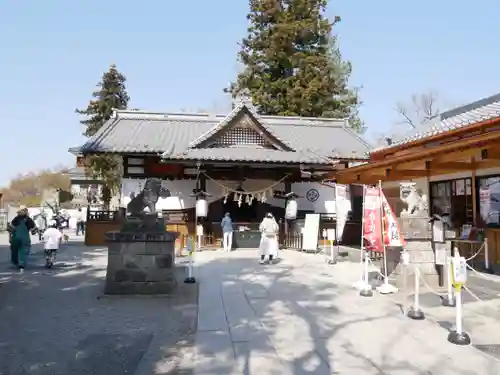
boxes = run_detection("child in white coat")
[43,223,63,268]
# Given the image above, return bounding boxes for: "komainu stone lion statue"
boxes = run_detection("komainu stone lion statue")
[127,178,170,215]
[401,185,428,216]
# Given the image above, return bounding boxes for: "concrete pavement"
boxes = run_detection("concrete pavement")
[1,236,500,374]
[193,249,500,375]
[0,237,198,375]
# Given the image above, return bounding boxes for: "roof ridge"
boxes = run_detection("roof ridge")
[439,92,500,120]
[115,109,349,125]
[371,92,500,153]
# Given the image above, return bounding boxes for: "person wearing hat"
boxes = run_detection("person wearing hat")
[258,212,279,264]
[8,206,37,273]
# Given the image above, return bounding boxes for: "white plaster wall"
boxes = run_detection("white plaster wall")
[120,178,338,214]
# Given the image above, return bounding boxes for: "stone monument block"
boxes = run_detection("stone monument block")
[104,215,179,295]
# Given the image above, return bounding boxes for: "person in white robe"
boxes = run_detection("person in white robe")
[259,213,279,264]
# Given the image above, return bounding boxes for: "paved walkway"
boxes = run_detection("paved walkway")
[0,237,197,375]
[193,249,500,375]
[1,237,500,375]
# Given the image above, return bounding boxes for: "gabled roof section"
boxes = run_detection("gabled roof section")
[68,108,371,164]
[373,92,500,152]
[187,102,294,151]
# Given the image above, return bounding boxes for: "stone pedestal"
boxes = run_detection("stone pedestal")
[391,216,441,288]
[104,215,179,295]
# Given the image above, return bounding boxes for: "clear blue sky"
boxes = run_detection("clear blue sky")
[1,0,499,186]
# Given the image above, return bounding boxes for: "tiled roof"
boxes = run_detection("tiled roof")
[70,105,370,164]
[188,101,294,151]
[169,147,332,164]
[374,93,500,151]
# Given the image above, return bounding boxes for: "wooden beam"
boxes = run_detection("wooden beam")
[386,169,429,178]
[481,147,500,160]
[427,161,474,171]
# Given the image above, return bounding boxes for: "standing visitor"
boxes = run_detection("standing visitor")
[75,207,86,236]
[220,212,233,252]
[259,213,279,264]
[8,207,37,273]
[36,211,48,241]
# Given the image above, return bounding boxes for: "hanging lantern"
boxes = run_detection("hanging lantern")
[285,198,298,219]
[195,197,208,217]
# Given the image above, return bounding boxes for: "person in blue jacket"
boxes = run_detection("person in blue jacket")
[220,212,233,252]
[8,207,37,273]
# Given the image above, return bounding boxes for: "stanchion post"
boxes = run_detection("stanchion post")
[484,238,492,273]
[442,255,456,307]
[447,254,471,345]
[407,266,425,320]
[401,250,410,316]
[184,236,196,284]
[359,252,373,297]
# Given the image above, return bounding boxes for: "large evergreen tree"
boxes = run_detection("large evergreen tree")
[227,0,363,132]
[76,64,130,207]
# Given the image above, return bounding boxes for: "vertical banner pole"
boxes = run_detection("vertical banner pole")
[329,183,339,264]
[353,185,367,290]
[377,180,398,294]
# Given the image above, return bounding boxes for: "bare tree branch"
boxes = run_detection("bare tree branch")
[395,90,440,129]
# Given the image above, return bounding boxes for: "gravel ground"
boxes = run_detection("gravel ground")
[0,238,198,375]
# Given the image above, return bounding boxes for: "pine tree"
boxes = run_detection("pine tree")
[227,0,364,132]
[76,64,130,207]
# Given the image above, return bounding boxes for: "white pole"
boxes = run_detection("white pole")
[359,251,373,297]
[380,181,389,284]
[455,288,462,335]
[330,239,334,264]
[353,185,366,290]
[484,238,490,271]
[414,267,420,309]
[184,237,196,284]
[377,181,398,294]
[188,255,193,278]
[407,266,425,319]
[443,256,455,306]
[333,183,340,264]
[403,261,408,315]
[364,254,370,286]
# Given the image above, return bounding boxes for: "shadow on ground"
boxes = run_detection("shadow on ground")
[0,240,198,375]
[189,250,499,375]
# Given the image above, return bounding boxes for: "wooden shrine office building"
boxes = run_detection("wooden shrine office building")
[69,100,370,246]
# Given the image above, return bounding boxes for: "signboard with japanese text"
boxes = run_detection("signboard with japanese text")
[362,187,383,252]
[381,191,405,247]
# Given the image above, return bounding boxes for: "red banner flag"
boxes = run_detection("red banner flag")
[381,190,405,247]
[362,187,384,252]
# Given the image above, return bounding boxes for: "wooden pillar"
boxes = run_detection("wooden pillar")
[471,158,477,226]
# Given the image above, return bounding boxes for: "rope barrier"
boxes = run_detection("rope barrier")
[416,266,448,297]
[465,243,485,261]
[366,257,388,279]
[466,263,499,282]
[462,285,482,301]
